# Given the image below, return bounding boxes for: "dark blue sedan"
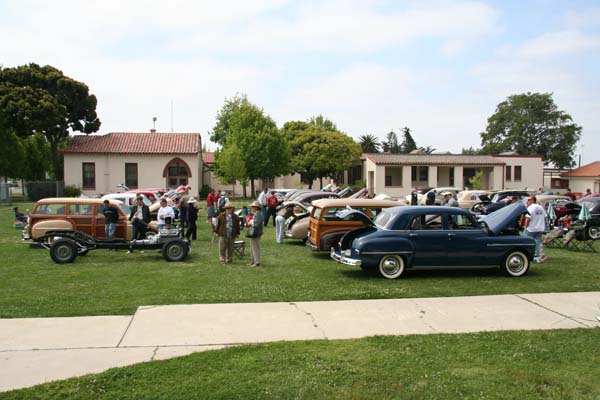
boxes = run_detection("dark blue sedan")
[331,203,536,279]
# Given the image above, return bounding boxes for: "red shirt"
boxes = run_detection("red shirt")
[267,194,278,208]
[206,193,215,207]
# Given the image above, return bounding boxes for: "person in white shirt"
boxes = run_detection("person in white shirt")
[157,198,175,229]
[257,188,268,221]
[524,196,547,263]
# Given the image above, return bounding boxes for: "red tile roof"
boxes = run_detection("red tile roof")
[202,152,215,164]
[63,132,201,154]
[561,161,600,177]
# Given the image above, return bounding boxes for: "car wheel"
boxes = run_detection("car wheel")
[502,251,529,277]
[378,255,405,279]
[162,239,189,262]
[585,225,600,240]
[50,239,78,264]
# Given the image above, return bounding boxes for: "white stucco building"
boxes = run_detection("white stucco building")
[560,161,600,195]
[363,153,544,198]
[63,132,203,196]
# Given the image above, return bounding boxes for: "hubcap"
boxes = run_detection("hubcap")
[168,244,183,258]
[589,227,600,240]
[382,257,401,275]
[507,255,525,273]
[57,245,72,260]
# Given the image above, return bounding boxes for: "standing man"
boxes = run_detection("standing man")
[102,199,120,240]
[447,193,459,207]
[564,188,577,201]
[265,191,279,226]
[275,204,294,243]
[426,190,436,205]
[247,201,264,267]
[185,198,199,240]
[524,196,547,263]
[206,190,215,223]
[257,188,268,221]
[128,196,150,254]
[215,201,240,264]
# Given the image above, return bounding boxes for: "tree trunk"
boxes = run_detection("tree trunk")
[250,179,255,199]
[242,182,247,199]
[319,177,323,189]
[49,137,62,181]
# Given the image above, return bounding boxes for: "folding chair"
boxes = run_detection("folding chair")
[234,240,245,257]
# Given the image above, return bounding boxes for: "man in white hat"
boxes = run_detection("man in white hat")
[215,201,240,263]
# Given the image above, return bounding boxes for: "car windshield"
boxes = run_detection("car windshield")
[582,201,597,211]
[119,203,131,216]
[373,210,392,228]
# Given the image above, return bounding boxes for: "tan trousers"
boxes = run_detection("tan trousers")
[219,236,235,262]
[250,237,261,265]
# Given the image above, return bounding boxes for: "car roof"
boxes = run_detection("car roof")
[36,197,112,204]
[312,198,402,208]
[384,205,471,216]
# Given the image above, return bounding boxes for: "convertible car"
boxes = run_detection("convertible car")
[331,203,535,279]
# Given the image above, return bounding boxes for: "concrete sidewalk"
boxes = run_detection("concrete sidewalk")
[1,292,599,392]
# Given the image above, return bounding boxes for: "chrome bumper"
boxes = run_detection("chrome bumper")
[330,248,362,266]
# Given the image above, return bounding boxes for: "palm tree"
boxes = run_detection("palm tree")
[358,134,380,153]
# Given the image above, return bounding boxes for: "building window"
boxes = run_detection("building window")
[82,163,95,189]
[514,166,522,181]
[411,166,428,182]
[125,163,138,189]
[385,167,403,187]
[163,158,191,189]
[505,166,512,181]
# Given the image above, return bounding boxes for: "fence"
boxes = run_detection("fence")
[24,181,64,201]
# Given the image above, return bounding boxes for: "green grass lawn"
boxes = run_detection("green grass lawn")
[1,203,599,318]
[2,328,599,399]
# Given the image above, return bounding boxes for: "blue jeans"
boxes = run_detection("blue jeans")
[525,230,542,258]
[275,216,286,243]
[105,222,116,240]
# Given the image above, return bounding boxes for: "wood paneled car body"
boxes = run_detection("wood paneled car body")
[332,203,535,279]
[307,198,402,251]
[24,197,137,241]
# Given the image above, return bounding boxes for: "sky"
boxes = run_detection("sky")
[1,0,598,163]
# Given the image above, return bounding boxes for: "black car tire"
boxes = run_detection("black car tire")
[378,255,405,279]
[585,225,600,240]
[162,239,189,262]
[502,250,529,277]
[50,239,78,264]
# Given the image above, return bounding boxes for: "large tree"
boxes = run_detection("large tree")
[213,144,247,197]
[283,121,362,189]
[0,116,25,182]
[213,97,289,196]
[209,93,248,146]
[0,63,101,180]
[399,127,417,153]
[381,131,401,153]
[358,134,380,153]
[480,92,581,168]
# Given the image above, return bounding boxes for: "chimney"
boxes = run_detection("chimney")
[150,129,156,134]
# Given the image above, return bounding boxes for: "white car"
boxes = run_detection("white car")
[102,193,152,208]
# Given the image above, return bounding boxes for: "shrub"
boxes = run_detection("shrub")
[199,184,212,199]
[64,185,82,197]
[25,181,59,201]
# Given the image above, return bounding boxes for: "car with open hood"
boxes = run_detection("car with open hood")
[331,202,535,279]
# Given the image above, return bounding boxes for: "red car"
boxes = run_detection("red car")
[125,189,164,203]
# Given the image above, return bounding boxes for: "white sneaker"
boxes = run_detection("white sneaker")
[127,250,132,254]
[533,257,540,263]
[140,250,144,254]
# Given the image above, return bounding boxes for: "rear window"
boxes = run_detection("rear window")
[374,210,392,228]
[35,204,67,215]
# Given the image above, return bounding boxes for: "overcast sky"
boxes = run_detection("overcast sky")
[1,0,598,163]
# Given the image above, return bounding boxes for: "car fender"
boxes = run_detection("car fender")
[291,218,309,239]
[356,234,415,267]
[31,219,74,239]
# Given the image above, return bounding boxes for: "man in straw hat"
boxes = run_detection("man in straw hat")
[185,197,199,240]
[247,201,264,267]
[215,201,240,263]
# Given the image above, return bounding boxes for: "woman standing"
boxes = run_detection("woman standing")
[247,201,264,267]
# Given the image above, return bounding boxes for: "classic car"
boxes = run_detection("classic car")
[471,190,530,215]
[102,193,153,208]
[568,198,600,240]
[23,197,140,241]
[307,198,402,251]
[284,201,313,241]
[331,202,535,279]
[283,191,339,206]
[457,190,492,209]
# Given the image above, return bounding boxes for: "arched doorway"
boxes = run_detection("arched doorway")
[163,158,192,189]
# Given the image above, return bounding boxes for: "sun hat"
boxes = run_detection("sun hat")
[251,201,262,208]
[223,201,235,209]
[188,197,197,204]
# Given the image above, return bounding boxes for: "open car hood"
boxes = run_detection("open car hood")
[335,208,373,226]
[480,202,527,236]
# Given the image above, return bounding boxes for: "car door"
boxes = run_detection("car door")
[407,213,447,266]
[444,212,488,265]
[68,203,95,236]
